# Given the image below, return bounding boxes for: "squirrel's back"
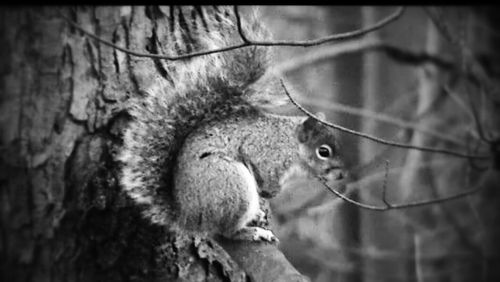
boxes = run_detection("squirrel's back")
[118,6,284,225]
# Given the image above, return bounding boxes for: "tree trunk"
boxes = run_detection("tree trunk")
[0,6,306,282]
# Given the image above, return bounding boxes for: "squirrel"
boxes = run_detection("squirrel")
[118,6,346,242]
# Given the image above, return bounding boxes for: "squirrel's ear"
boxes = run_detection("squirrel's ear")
[296,116,315,143]
[296,123,307,143]
[297,113,330,143]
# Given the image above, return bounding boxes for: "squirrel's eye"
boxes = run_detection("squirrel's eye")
[316,145,332,160]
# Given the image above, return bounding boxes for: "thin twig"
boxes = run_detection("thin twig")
[467,134,490,171]
[301,96,464,147]
[351,160,448,193]
[234,6,250,44]
[60,12,249,61]
[381,160,391,208]
[270,16,494,149]
[307,159,450,215]
[318,174,484,211]
[348,88,417,175]
[281,80,490,160]
[240,7,405,47]
[424,7,496,144]
[442,85,475,122]
[272,37,455,75]
[467,85,492,142]
[426,166,485,257]
[59,6,405,61]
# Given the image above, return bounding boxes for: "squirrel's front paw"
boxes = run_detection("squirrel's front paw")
[253,227,279,242]
[251,209,266,224]
[231,226,279,243]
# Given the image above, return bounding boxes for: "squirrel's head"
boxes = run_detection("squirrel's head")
[295,115,347,184]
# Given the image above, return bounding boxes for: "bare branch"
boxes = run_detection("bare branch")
[424,7,498,144]
[270,36,489,149]
[270,29,496,151]
[272,37,455,75]
[271,37,380,74]
[59,6,405,61]
[307,159,450,216]
[301,96,465,147]
[467,85,493,142]
[442,85,475,123]
[466,135,491,171]
[281,80,490,160]
[247,7,406,47]
[233,6,250,44]
[423,8,464,51]
[273,33,497,162]
[426,171,485,257]
[318,173,485,211]
[381,160,392,208]
[315,142,487,212]
[59,12,250,61]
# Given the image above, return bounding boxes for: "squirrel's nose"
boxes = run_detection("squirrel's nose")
[334,170,344,180]
[332,169,345,181]
[324,166,347,182]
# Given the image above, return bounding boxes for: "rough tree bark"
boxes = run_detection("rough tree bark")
[0,6,307,282]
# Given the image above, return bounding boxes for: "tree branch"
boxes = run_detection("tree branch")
[218,239,310,282]
[318,172,485,211]
[272,35,495,161]
[272,37,455,75]
[281,80,490,160]
[381,160,392,208]
[59,6,405,61]
[300,96,465,147]
[234,6,405,47]
[234,6,251,44]
[307,159,450,216]
[424,7,497,143]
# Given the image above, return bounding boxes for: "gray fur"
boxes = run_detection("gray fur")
[118,6,345,235]
[173,113,304,234]
[118,6,277,226]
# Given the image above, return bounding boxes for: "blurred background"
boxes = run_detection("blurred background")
[258,6,500,282]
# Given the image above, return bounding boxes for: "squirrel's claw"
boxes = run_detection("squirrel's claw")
[253,227,279,243]
[231,226,279,243]
[254,209,266,223]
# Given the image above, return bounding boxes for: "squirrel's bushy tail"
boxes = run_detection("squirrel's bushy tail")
[118,6,279,225]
